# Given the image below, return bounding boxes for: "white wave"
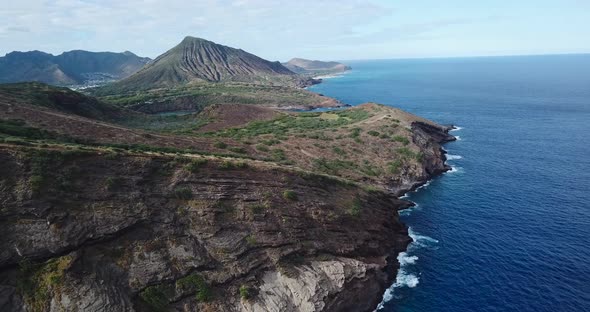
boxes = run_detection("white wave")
[313,71,349,80]
[409,227,439,248]
[375,228,437,310]
[446,154,462,160]
[398,252,418,265]
[450,126,463,132]
[454,135,462,141]
[446,166,463,174]
[394,270,420,288]
[415,180,431,191]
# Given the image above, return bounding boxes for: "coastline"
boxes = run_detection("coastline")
[301,74,457,311]
[372,124,457,311]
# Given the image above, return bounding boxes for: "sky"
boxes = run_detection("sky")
[1,0,589,61]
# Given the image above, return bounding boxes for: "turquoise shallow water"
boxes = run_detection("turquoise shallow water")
[308,55,590,312]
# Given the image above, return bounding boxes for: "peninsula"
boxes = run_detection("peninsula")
[0,36,454,312]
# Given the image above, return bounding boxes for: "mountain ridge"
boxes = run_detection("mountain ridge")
[0,50,150,86]
[283,58,351,75]
[105,36,314,91]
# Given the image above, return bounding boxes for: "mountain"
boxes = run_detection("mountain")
[0,50,150,86]
[283,58,351,75]
[107,36,311,91]
[0,82,133,121]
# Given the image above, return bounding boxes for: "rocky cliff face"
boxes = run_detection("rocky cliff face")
[387,121,455,196]
[0,87,455,311]
[0,148,413,312]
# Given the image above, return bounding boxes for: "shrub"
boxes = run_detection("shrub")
[16,256,73,311]
[214,141,227,149]
[255,144,269,152]
[228,147,247,154]
[239,285,254,300]
[29,175,44,193]
[173,187,192,200]
[367,130,380,137]
[261,139,280,146]
[185,158,208,172]
[332,146,346,155]
[387,160,403,174]
[282,190,298,201]
[271,149,286,161]
[312,158,357,175]
[105,176,122,191]
[249,204,266,214]
[139,285,169,312]
[219,160,248,170]
[393,135,410,145]
[245,235,257,245]
[349,127,361,138]
[176,274,211,302]
[348,197,362,217]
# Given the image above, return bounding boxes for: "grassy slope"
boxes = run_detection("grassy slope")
[91,81,341,112]
[0,82,441,190]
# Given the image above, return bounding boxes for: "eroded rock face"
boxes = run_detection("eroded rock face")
[242,257,390,312]
[0,149,410,312]
[387,121,455,196]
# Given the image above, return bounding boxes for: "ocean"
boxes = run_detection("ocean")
[308,54,590,312]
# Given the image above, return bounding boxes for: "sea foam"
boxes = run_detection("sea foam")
[375,228,439,310]
[446,154,463,160]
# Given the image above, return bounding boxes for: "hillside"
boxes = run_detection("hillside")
[0,50,150,86]
[106,37,313,92]
[283,58,351,75]
[0,79,454,311]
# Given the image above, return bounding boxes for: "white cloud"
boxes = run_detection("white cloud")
[0,0,393,60]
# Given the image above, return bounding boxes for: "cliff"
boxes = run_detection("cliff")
[0,148,412,312]
[0,80,454,311]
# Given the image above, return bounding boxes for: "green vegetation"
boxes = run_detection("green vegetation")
[239,285,254,300]
[312,158,357,175]
[348,197,362,217]
[393,135,410,145]
[367,130,380,137]
[245,235,257,245]
[270,149,287,162]
[255,144,269,152]
[185,158,208,172]
[349,127,361,138]
[105,176,122,191]
[200,109,371,139]
[16,256,73,312]
[213,141,227,149]
[282,190,298,201]
[139,285,170,312]
[29,175,44,193]
[332,146,346,156]
[176,274,212,302]
[218,160,248,170]
[228,146,247,154]
[95,82,327,110]
[249,203,266,214]
[387,160,403,174]
[0,119,55,140]
[173,187,192,200]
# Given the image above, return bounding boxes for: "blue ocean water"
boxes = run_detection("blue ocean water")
[308,55,590,312]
